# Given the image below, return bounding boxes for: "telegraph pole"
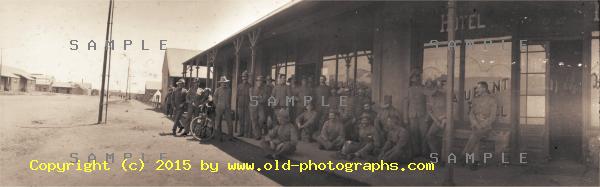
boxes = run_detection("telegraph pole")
[126,60,131,100]
[104,0,115,123]
[97,0,114,124]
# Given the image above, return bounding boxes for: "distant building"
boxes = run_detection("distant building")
[161,48,202,108]
[143,80,161,103]
[51,81,92,95]
[31,73,55,92]
[52,82,73,94]
[0,65,35,92]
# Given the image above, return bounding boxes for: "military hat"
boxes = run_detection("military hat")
[276,108,289,119]
[436,74,448,81]
[176,79,185,84]
[218,76,230,83]
[255,75,265,81]
[241,71,249,78]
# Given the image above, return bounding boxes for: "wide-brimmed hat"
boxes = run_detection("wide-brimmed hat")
[176,79,185,84]
[218,76,230,83]
[241,71,249,78]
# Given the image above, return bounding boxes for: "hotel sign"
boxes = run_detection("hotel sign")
[440,13,486,33]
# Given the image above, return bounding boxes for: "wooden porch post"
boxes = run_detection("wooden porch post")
[443,0,456,185]
[248,28,261,83]
[233,36,244,112]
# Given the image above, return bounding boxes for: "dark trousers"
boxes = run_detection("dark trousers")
[237,103,249,137]
[215,107,233,139]
[172,106,185,133]
[250,106,266,138]
[409,115,429,156]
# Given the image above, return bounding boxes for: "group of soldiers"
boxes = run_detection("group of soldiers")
[162,70,499,169]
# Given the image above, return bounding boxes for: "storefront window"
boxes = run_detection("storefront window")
[592,31,599,127]
[321,51,372,93]
[271,61,295,82]
[423,38,512,125]
[520,42,547,126]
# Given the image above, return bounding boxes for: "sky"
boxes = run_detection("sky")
[0,0,291,93]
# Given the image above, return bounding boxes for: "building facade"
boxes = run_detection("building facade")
[182,1,600,163]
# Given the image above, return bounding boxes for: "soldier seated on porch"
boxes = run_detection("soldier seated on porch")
[378,116,411,163]
[317,111,346,151]
[295,102,318,142]
[339,113,383,161]
[261,108,299,160]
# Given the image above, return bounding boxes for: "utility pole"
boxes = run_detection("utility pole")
[126,59,131,100]
[97,0,114,124]
[442,0,457,185]
[104,0,115,123]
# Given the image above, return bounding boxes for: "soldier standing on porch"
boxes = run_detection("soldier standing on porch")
[207,76,235,142]
[403,70,429,157]
[236,71,252,138]
[314,75,330,126]
[265,75,275,130]
[270,74,292,122]
[171,79,188,137]
[463,81,498,170]
[250,75,268,139]
[296,77,313,118]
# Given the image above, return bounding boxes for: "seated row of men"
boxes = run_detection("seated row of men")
[164,70,499,169]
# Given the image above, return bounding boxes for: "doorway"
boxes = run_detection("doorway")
[548,40,583,161]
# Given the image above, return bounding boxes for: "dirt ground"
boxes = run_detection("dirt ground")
[0,94,598,186]
[0,94,278,186]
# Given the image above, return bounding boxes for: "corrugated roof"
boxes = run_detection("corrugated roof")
[0,65,33,79]
[164,48,202,76]
[145,81,161,90]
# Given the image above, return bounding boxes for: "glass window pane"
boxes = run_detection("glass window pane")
[527,117,545,125]
[520,74,528,94]
[527,52,547,73]
[526,96,545,117]
[520,96,527,117]
[526,74,546,96]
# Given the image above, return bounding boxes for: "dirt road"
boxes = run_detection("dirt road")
[0,94,361,186]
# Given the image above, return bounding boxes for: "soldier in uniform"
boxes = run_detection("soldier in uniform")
[261,108,299,159]
[236,71,252,138]
[289,75,301,120]
[270,74,292,121]
[295,102,318,142]
[374,95,401,141]
[207,76,234,142]
[171,79,188,136]
[317,111,346,150]
[264,75,275,130]
[463,81,498,170]
[339,113,382,160]
[180,78,200,136]
[168,86,176,118]
[250,76,268,139]
[425,75,448,156]
[296,77,313,119]
[403,70,428,156]
[378,116,411,162]
[164,87,173,117]
[314,75,330,126]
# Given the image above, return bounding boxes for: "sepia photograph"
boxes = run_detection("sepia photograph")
[0,0,599,186]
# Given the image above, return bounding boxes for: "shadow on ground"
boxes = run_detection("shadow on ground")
[187,137,368,186]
